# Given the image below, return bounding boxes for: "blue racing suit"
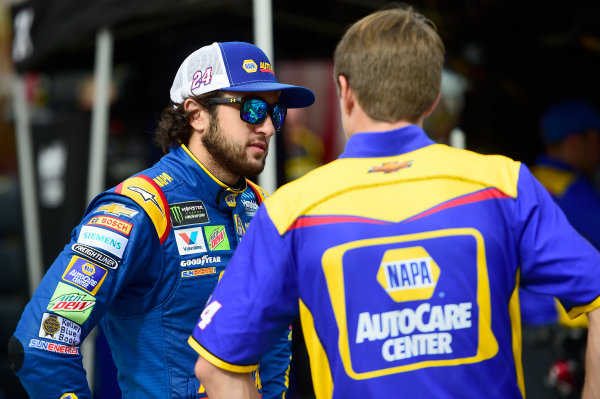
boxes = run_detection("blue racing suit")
[9,143,291,399]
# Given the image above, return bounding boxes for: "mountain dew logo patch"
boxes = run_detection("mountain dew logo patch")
[47,282,96,324]
[204,225,230,251]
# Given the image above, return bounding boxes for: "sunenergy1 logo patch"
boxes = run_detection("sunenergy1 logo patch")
[46,282,96,324]
[175,226,207,255]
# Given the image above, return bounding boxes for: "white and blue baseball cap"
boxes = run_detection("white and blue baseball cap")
[170,41,315,108]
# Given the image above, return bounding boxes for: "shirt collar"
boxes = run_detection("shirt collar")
[339,125,435,159]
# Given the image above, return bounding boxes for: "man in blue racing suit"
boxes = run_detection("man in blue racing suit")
[8,41,315,399]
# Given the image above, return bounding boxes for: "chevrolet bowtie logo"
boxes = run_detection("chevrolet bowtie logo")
[95,203,139,218]
[368,161,413,174]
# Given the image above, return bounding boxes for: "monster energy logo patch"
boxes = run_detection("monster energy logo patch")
[169,201,209,227]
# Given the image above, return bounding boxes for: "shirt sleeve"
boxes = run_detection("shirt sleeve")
[516,164,600,317]
[188,205,299,372]
[256,326,293,399]
[10,195,158,399]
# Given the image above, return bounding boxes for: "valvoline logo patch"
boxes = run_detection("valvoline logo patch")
[242,59,258,73]
[376,246,440,302]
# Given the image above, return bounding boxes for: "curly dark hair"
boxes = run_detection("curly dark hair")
[154,90,224,154]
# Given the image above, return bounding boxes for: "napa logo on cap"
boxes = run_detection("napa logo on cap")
[242,59,258,73]
[376,246,440,302]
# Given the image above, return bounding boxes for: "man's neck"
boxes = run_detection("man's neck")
[186,138,241,186]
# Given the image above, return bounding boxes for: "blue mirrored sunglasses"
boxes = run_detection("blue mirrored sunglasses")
[208,97,288,132]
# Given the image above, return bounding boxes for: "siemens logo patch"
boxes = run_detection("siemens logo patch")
[170,201,209,227]
[78,225,128,258]
[355,302,472,362]
[71,243,119,269]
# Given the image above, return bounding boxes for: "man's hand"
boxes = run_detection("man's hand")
[583,307,600,398]
[195,355,260,399]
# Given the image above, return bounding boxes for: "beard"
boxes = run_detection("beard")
[201,117,268,178]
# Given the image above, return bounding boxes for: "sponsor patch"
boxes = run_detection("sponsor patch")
[175,227,207,255]
[234,214,246,237]
[60,394,79,399]
[87,215,133,235]
[259,61,274,74]
[78,225,128,258]
[242,59,257,73]
[39,312,81,346]
[204,225,230,251]
[29,339,79,355]
[242,199,259,217]
[170,201,209,227]
[62,256,108,295]
[224,193,237,207]
[94,202,139,218]
[153,172,173,187]
[181,267,217,278]
[180,255,222,267]
[71,243,119,270]
[47,282,96,324]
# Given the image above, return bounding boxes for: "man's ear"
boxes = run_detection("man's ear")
[184,98,210,133]
[423,90,442,118]
[338,75,354,117]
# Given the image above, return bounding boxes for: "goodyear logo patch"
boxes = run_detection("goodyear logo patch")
[39,312,81,346]
[46,282,96,325]
[242,59,257,73]
[94,202,139,218]
[88,215,133,235]
[376,246,440,302]
[204,225,230,251]
[181,267,217,278]
[62,256,108,295]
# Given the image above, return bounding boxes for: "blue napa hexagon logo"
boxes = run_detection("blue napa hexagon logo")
[376,246,440,302]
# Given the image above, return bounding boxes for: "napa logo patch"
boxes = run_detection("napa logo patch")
[62,256,108,295]
[242,59,258,73]
[376,246,440,302]
[46,282,96,324]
